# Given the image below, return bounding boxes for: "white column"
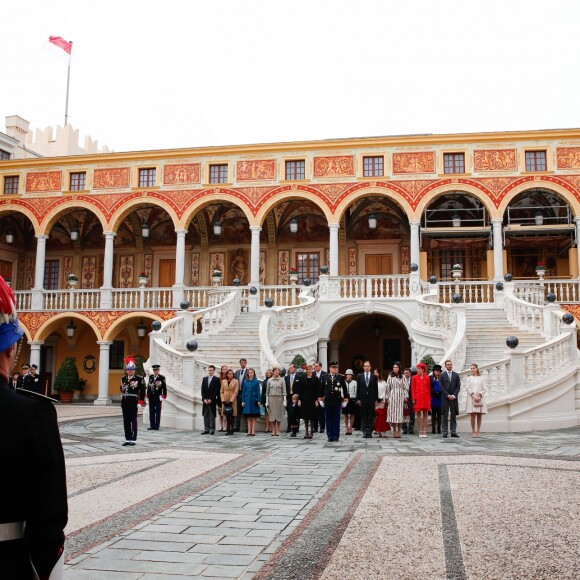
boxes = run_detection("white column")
[100,232,116,309]
[28,341,43,369]
[318,338,329,370]
[33,235,48,289]
[174,229,187,286]
[329,341,340,366]
[329,223,339,276]
[94,341,113,405]
[410,221,420,272]
[576,217,580,279]
[492,218,504,281]
[250,226,261,285]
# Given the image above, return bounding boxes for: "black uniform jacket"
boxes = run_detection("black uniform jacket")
[0,377,68,579]
[147,373,167,400]
[121,374,146,403]
[320,373,348,406]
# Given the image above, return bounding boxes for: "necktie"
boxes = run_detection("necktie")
[290,375,294,394]
[365,373,369,386]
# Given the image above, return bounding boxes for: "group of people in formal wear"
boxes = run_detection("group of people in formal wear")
[198,357,488,441]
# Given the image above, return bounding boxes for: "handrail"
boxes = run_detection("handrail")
[504,289,544,332]
[438,281,495,304]
[323,275,411,300]
[259,314,280,373]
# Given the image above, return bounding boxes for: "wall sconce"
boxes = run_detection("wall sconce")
[66,319,76,338]
[70,224,79,241]
[368,213,377,230]
[5,230,14,244]
[452,214,461,227]
[141,221,150,238]
[534,211,544,226]
[213,220,222,236]
[289,218,298,234]
[137,320,147,338]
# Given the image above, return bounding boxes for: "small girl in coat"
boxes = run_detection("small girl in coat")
[289,393,301,437]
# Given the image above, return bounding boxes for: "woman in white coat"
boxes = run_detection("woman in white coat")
[466,363,487,436]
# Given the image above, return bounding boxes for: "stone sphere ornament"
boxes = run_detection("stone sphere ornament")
[249,286,258,295]
[186,339,199,352]
[303,279,311,287]
[504,273,513,282]
[546,292,556,303]
[264,297,274,308]
[232,278,241,287]
[452,293,463,303]
[495,282,504,291]
[410,263,419,272]
[506,336,519,349]
[562,312,575,325]
[151,320,162,332]
[429,275,438,284]
[320,265,329,274]
[180,300,190,310]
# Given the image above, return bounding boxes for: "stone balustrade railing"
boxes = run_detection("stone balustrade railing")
[240,285,301,309]
[457,358,510,403]
[111,287,174,310]
[318,274,412,300]
[416,295,457,333]
[505,289,544,332]
[14,291,32,311]
[192,290,239,336]
[438,281,495,304]
[42,288,102,310]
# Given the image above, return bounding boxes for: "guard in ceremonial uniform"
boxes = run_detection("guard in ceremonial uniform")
[22,363,42,394]
[0,275,68,579]
[17,363,30,389]
[319,362,348,442]
[120,357,146,446]
[146,364,166,430]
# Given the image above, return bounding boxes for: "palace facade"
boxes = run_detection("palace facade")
[1,128,580,429]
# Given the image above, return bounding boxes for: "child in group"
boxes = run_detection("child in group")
[289,393,301,437]
[373,399,390,437]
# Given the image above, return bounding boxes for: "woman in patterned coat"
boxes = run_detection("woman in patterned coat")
[385,363,408,438]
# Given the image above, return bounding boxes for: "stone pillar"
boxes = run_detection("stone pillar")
[329,223,339,276]
[250,226,262,285]
[492,218,504,281]
[576,217,580,279]
[173,229,187,307]
[410,221,420,276]
[28,341,43,370]
[318,338,329,370]
[31,234,48,309]
[100,232,116,309]
[329,341,340,366]
[94,341,113,405]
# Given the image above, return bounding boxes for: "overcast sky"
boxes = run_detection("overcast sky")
[3,0,580,153]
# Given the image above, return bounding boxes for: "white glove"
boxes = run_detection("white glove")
[341,401,347,408]
[319,400,325,408]
[283,397,287,407]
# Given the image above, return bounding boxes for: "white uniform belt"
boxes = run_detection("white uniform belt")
[122,393,138,397]
[0,521,25,541]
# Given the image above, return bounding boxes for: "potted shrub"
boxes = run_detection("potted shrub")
[68,273,78,288]
[212,269,222,286]
[536,262,547,280]
[451,264,463,278]
[289,267,298,284]
[138,271,149,287]
[54,356,81,403]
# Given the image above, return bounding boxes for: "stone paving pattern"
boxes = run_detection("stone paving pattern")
[58,406,580,579]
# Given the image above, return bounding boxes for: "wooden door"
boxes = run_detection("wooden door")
[159,259,175,287]
[365,254,392,275]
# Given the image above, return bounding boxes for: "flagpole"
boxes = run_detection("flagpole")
[64,41,73,126]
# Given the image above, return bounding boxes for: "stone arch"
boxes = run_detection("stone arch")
[39,200,108,234]
[103,312,164,341]
[181,193,254,230]
[255,188,332,226]
[16,320,33,342]
[497,180,580,218]
[332,185,415,223]
[414,183,497,220]
[108,196,180,232]
[34,312,102,342]
[0,203,41,232]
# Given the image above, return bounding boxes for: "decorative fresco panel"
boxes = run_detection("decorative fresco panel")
[25,257,34,290]
[191,252,200,286]
[25,171,61,192]
[474,149,517,171]
[163,163,201,185]
[313,156,354,177]
[63,256,73,284]
[144,254,153,287]
[393,152,435,174]
[260,251,265,284]
[81,256,97,289]
[236,160,276,181]
[348,247,357,275]
[119,255,134,288]
[210,252,225,277]
[401,246,410,274]
[93,168,130,189]
[278,250,289,285]
[557,147,580,169]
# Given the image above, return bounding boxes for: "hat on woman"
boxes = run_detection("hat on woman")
[432,364,442,372]
[345,369,353,375]
[416,362,427,371]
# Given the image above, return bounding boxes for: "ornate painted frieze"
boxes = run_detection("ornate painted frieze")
[93,168,130,189]
[557,147,580,169]
[392,152,435,174]
[236,160,276,181]
[25,171,61,192]
[163,163,201,185]
[313,156,354,177]
[474,149,517,171]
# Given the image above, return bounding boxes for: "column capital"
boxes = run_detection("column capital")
[575,216,580,225]
[103,231,117,238]
[28,340,45,347]
[97,340,114,347]
[328,223,340,231]
[35,234,49,241]
[175,228,188,236]
[491,218,504,225]
[250,225,262,233]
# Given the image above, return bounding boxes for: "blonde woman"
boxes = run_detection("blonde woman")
[266,366,286,436]
[466,363,487,436]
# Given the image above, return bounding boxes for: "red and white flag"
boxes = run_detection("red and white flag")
[48,36,72,54]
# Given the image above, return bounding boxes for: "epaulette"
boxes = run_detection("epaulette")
[16,388,60,404]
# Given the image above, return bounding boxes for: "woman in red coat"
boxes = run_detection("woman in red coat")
[412,363,431,438]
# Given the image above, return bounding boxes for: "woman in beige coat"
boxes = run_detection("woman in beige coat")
[466,363,487,437]
[266,366,286,436]
[220,369,239,435]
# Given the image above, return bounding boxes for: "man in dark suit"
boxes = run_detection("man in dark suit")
[284,364,302,435]
[313,361,328,433]
[201,365,220,435]
[440,359,460,438]
[234,358,248,431]
[22,363,42,394]
[356,360,379,438]
[319,362,348,442]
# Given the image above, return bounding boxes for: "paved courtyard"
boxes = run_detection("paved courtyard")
[58,406,580,579]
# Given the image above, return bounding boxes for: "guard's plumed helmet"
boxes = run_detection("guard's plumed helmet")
[125,357,137,371]
[0,276,24,352]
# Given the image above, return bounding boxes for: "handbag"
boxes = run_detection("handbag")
[472,394,483,408]
[223,402,234,416]
[259,404,266,418]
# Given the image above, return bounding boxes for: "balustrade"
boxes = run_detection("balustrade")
[439,281,495,304]
[324,275,411,300]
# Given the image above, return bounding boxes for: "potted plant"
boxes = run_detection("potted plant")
[212,269,222,286]
[138,271,149,287]
[68,273,78,288]
[289,267,298,284]
[53,356,81,403]
[536,262,547,280]
[451,264,463,278]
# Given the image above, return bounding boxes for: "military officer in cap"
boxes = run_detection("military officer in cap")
[146,364,166,430]
[0,275,68,579]
[318,362,348,442]
[120,357,146,446]
[17,363,30,389]
[22,363,42,395]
